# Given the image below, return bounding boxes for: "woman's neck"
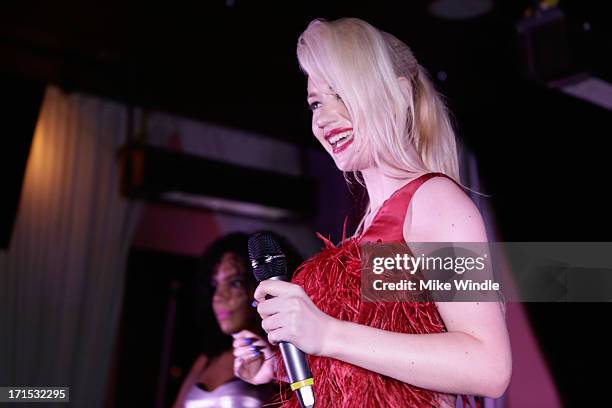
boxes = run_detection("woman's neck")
[360,167,423,211]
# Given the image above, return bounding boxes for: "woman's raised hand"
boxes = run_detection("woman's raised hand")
[232,329,277,385]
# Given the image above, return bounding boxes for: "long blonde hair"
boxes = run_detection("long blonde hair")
[297,18,469,235]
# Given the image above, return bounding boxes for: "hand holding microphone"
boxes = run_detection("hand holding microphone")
[248,232,337,408]
[253,280,335,357]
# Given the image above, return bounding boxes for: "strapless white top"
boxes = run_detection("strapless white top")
[183,379,272,408]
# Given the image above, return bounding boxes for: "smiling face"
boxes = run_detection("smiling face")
[210,252,258,335]
[307,77,372,172]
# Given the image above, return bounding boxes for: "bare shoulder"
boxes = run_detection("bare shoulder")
[404,175,487,242]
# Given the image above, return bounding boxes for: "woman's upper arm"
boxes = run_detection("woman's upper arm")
[403,176,488,243]
[404,176,511,374]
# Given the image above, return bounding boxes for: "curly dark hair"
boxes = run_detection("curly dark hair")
[191,230,303,357]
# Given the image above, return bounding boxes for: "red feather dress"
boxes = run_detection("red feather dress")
[274,172,481,408]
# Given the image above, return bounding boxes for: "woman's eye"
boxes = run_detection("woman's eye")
[308,101,321,111]
[230,279,245,289]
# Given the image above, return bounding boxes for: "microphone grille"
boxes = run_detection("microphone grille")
[248,232,288,281]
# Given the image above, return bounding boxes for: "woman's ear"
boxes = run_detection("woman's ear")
[398,76,412,101]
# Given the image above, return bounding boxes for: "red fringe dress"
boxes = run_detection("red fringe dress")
[274,172,480,408]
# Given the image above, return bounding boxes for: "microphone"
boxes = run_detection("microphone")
[248,232,315,408]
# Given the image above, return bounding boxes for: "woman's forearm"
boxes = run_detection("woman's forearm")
[254,281,511,397]
[322,319,511,398]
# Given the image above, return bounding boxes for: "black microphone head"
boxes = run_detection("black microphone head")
[248,232,288,281]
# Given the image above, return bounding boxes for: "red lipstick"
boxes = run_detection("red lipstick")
[215,309,233,320]
[332,137,354,154]
[325,127,354,154]
[324,127,353,141]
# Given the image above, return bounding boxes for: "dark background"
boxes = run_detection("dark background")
[3,1,611,239]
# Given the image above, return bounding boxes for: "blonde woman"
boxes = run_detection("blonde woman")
[232,18,511,407]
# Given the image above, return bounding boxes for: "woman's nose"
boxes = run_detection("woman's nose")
[213,285,229,301]
[315,107,335,130]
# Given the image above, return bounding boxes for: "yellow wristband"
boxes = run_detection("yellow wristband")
[290,377,314,391]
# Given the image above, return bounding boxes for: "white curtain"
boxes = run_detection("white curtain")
[0,86,142,407]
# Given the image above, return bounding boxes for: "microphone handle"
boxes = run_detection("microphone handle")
[266,277,315,407]
[279,341,313,384]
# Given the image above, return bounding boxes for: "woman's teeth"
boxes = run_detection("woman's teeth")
[329,131,353,147]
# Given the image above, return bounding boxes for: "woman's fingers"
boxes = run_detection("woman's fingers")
[253,280,303,304]
[234,345,264,359]
[261,313,283,333]
[232,329,276,360]
[231,327,279,385]
[231,329,257,341]
[267,327,289,345]
[231,329,263,346]
[256,296,285,317]
[232,336,255,348]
